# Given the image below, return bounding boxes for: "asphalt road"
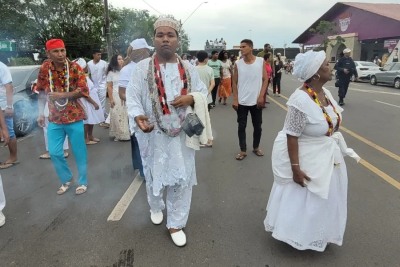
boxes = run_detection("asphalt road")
[0,74,399,267]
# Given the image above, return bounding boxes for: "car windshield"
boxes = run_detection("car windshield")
[10,69,31,88]
[360,62,379,67]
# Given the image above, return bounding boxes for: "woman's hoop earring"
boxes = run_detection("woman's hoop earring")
[313,74,321,81]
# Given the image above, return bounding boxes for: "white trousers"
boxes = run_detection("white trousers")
[0,175,5,211]
[146,182,193,229]
[43,117,69,151]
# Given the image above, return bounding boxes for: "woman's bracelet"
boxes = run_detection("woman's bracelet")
[291,163,300,166]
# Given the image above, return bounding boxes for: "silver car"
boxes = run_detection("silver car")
[370,62,400,89]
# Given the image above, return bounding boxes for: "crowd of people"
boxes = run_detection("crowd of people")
[0,14,362,251]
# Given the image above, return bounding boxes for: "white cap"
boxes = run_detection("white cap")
[130,38,153,50]
[74,58,87,69]
[277,53,281,56]
[343,48,351,53]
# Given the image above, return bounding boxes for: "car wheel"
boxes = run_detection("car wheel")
[13,100,36,137]
[394,78,400,89]
[370,76,377,85]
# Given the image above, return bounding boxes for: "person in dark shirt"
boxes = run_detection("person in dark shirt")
[334,48,357,106]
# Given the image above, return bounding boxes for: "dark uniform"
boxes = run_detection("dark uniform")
[334,56,357,105]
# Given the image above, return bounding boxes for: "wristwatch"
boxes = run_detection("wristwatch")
[6,105,13,109]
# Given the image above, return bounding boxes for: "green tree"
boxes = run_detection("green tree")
[309,20,344,51]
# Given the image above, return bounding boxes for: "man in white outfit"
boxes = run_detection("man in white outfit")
[126,15,207,247]
[0,97,10,226]
[87,49,108,125]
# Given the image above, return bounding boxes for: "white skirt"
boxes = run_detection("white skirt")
[82,89,105,125]
[264,161,348,252]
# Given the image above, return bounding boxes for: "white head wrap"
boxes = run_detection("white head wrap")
[292,50,326,82]
[343,48,351,53]
[74,58,87,69]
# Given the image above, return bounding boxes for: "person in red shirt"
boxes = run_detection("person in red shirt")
[36,39,89,195]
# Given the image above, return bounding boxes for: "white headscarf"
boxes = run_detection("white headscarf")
[292,50,326,82]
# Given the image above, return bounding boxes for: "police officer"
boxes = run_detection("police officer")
[334,48,357,106]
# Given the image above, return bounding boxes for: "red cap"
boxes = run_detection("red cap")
[45,39,65,51]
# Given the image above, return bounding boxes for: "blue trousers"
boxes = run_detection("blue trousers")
[131,133,144,177]
[48,121,88,186]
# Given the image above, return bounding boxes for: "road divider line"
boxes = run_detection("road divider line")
[107,173,144,222]
[270,92,400,190]
[340,127,400,163]
[359,159,400,190]
[375,100,400,109]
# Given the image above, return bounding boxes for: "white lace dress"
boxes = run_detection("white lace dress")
[264,88,349,252]
[107,71,130,141]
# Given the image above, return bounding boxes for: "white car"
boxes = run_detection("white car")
[351,61,381,82]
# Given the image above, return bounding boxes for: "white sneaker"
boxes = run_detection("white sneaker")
[150,211,163,225]
[0,211,5,227]
[170,230,186,247]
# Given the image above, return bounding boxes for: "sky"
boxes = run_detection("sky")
[108,0,400,50]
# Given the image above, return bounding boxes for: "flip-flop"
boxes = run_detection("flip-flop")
[235,153,247,160]
[57,182,71,195]
[63,152,69,158]
[0,161,20,169]
[253,149,265,157]
[39,153,51,159]
[91,138,100,142]
[86,141,97,145]
[75,185,87,195]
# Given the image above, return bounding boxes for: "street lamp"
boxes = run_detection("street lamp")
[180,1,208,53]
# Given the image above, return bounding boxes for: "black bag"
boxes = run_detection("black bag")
[182,113,204,137]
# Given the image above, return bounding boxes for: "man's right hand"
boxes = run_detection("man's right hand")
[232,99,239,111]
[37,115,45,128]
[135,115,154,133]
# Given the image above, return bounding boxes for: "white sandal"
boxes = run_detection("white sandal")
[57,182,71,195]
[75,185,87,195]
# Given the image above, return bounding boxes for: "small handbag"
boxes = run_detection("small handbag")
[182,113,204,137]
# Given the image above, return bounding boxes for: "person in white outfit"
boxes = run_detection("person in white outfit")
[0,108,10,226]
[74,58,105,145]
[119,38,153,177]
[126,15,207,247]
[87,49,108,125]
[32,77,70,159]
[264,50,360,252]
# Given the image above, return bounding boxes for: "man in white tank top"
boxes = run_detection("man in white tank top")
[232,39,268,160]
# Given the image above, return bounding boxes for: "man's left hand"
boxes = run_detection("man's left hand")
[170,95,194,108]
[257,95,265,109]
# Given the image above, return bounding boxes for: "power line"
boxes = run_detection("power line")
[141,0,162,14]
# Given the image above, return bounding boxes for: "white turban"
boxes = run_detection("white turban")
[292,50,326,82]
[74,58,87,69]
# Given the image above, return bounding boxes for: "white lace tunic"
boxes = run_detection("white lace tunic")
[126,58,207,196]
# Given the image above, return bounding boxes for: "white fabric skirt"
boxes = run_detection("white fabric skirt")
[264,161,348,252]
[82,89,105,125]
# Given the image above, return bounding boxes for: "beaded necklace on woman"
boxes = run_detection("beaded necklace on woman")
[304,83,341,136]
[147,53,192,137]
[49,60,69,111]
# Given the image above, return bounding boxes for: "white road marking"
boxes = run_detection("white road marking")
[375,100,400,108]
[107,173,144,222]
[350,88,400,96]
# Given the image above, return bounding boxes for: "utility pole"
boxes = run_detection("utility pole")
[104,0,112,61]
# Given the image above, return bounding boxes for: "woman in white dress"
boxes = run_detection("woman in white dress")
[73,58,105,145]
[264,50,360,252]
[106,54,130,141]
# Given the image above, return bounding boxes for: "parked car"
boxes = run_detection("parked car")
[9,65,40,136]
[351,61,381,82]
[370,62,400,89]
